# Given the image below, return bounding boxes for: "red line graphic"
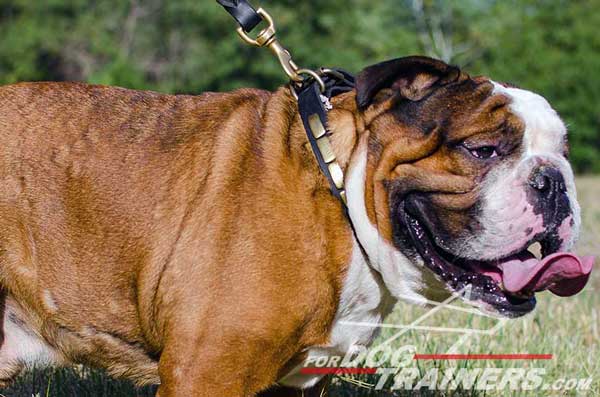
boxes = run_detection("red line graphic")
[413,353,553,360]
[300,367,378,375]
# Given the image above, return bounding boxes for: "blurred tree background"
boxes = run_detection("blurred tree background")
[0,0,598,172]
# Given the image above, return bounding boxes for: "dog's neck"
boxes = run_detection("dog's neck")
[327,91,364,172]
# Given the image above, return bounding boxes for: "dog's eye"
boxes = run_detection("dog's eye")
[468,146,499,159]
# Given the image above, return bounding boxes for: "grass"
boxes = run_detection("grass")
[2,177,599,396]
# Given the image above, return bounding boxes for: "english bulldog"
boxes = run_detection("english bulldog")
[0,56,593,396]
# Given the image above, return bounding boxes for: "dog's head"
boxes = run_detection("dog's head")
[346,56,593,317]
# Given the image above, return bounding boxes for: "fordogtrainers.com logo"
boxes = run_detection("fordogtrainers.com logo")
[300,345,592,392]
[293,289,594,394]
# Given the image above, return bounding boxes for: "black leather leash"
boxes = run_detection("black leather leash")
[216,0,355,207]
[216,0,262,33]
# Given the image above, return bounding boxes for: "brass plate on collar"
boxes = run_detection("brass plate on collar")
[317,137,336,163]
[340,190,347,204]
[308,114,327,139]
[328,162,345,189]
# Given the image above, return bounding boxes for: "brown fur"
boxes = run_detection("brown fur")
[0,55,528,396]
[0,82,356,396]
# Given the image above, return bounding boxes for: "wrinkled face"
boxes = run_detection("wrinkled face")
[347,56,592,317]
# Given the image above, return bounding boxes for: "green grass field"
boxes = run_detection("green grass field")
[2,177,599,397]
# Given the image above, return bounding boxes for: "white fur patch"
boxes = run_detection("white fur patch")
[497,82,580,247]
[345,137,445,302]
[279,242,391,388]
[0,295,62,371]
[493,84,567,156]
[460,83,581,257]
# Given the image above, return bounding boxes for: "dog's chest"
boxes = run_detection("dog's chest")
[279,243,393,389]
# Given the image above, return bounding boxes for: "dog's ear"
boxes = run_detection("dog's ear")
[355,56,462,110]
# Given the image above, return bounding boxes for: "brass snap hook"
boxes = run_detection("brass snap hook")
[235,7,326,98]
[236,9,302,82]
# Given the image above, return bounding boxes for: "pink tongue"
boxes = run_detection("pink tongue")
[500,253,594,297]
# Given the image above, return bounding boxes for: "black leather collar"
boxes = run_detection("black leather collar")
[296,70,355,206]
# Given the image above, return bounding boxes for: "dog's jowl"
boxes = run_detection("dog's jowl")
[0,56,593,396]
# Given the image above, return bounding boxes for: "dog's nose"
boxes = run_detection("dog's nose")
[529,166,567,195]
[528,166,570,227]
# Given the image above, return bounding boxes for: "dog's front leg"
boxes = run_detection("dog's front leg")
[156,325,287,397]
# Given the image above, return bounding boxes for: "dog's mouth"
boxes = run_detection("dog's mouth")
[399,202,594,318]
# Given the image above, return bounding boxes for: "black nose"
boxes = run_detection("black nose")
[528,166,570,227]
[529,166,567,195]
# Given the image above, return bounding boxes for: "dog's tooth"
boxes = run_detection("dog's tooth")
[528,242,542,259]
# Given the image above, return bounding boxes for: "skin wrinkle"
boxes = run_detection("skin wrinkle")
[149,185,198,347]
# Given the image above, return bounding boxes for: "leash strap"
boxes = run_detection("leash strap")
[216,0,263,33]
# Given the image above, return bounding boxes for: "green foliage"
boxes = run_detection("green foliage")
[0,0,598,171]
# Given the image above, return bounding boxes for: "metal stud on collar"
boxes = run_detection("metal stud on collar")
[307,114,347,204]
